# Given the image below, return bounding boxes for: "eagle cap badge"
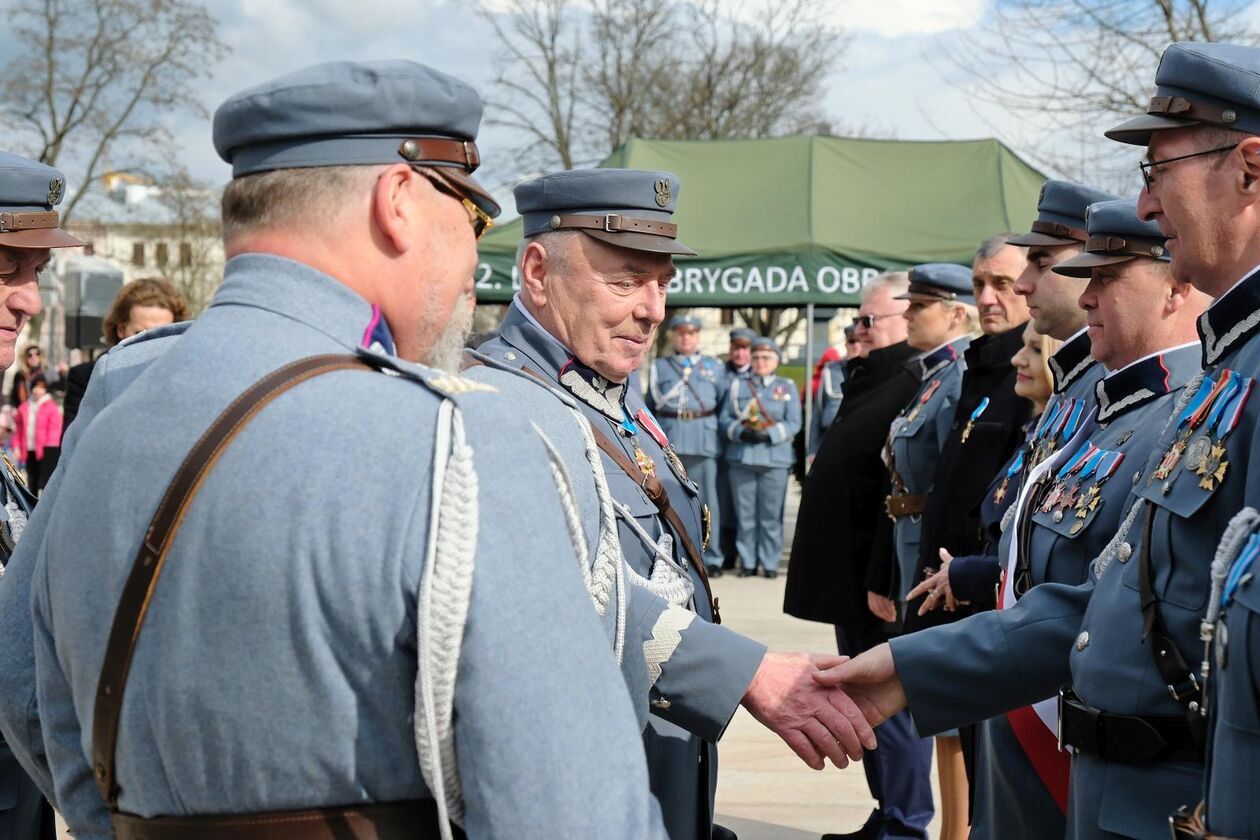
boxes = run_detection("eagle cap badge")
[47,177,64,206]
[654,179,671,207]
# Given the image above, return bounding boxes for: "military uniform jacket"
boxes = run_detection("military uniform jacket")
[721,374,801,468]
[647,354,724,458]
[30,257,665,839]
[784,341,920,640]
[968,343,1200,840]
[808,360,846,456]
[884,337,968,597]
[903,323,1032,632]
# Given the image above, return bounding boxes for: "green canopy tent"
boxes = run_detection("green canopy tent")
[474,134,1048,306]
[474,134,1048,443]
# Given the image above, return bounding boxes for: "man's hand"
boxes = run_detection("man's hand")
[812,643,908,730]
[867,591,897,622]
[741,651,878,771]
[906,548,966,615]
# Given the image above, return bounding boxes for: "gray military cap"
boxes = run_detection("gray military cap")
[751,337,781,357]
[212,60,499,215]
[668,314,702,330]
[1107,42,1260,146]
[1007,180,1118,247]
[1051,198,1170,277]
[514,169,696,256]
[0,153,82,249]
[729,327,756,347]
[899,263,975,305]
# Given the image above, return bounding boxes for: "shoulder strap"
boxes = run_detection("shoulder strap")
[92,354,377,809]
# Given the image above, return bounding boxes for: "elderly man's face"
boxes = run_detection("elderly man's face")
[0,247,46,371]
[1136,127,1237,297]
[1014,242,1086,339]
[530,234,671,382]
[672,325,700,356]
[1079,258,1179,370]
[973,245,1030,335]
[855,285,909,353]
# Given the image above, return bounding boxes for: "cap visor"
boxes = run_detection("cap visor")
[1006,231,1078,247]
[1104,113,1198,146]
[582,229,697,256]
[1050,252,1132,278]
[0,228,84,249]
[427,165,501,218]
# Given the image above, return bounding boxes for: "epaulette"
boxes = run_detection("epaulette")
[354,346,497,399]
[461,349,577,408]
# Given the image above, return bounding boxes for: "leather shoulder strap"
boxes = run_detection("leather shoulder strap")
[92,354,377,809]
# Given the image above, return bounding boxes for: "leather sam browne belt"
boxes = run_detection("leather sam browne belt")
[92,355,453,839]
[884,494,926,519]
[1058,688,1202,765]
[656,407,716,420]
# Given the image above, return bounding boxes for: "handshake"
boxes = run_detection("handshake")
[739,648,908,769]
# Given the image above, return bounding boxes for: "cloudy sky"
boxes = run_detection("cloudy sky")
[9,0,1257,208]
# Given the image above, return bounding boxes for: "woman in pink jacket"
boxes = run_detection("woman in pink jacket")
[14,374,62,493]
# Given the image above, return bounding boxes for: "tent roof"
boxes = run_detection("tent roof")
[479,134,1046,265]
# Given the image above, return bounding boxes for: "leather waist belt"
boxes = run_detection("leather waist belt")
[111,799,456,840]
[657,407,716,420]
[1058,688,1203,765]
[884,494,926,519]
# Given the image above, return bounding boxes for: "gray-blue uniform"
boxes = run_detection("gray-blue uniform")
[648,315,726,570]
[718,327,755,566]
[809,357,846,457]
[1101,42,1260,839]
[887,186,1229,836]
[884,263,973,598]
[720,337,800,575]
[0,152,83,840]
[29,61,666,839]
[479,168,766,840]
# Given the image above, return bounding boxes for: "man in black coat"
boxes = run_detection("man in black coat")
[785,273,929,840]
[899,235,1033,828]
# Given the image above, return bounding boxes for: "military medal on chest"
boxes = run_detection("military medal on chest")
[960,396,990,444]
[905,379,942,425]
[993,449,1025,505]
[1151,370,1252,493]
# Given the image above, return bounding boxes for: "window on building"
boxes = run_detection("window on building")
[84,242,95,256]
[179,242,192,268]
[132,242,145,267]
[720,309,734,325]
[155,242,169,267]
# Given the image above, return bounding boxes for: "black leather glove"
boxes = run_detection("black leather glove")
[740,427,771,443]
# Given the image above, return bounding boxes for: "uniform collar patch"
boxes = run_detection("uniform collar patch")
[1200,266,1260,367]
[558,358,627,422]
[1049,329,1096,394]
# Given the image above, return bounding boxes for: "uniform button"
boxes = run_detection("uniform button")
[1075,631,1090,651]
[1118,542,1132,563]
[652,698,672,710]
[504,351,517,361]
[1053,510,1064,523]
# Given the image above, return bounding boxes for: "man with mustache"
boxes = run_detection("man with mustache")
[476,168,875,839]
[23,60,668,839]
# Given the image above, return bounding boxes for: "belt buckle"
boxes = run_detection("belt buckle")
[679,409,694,421]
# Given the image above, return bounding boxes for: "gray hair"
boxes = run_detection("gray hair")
[975,234,1025,262]
[515,230,583,274]
[860,270,909,303]
[220,165,384,243]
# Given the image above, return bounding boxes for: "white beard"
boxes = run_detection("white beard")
[424,292,474,373]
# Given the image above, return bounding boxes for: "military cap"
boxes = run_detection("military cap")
[1051,198,1170,277]
[751,337,781,357]
[729,327,756,347]
[1007,180,1118,246]
[0,153,82,249]
[212,60,499,215]
[898,263,975,305]
[668,314,702,331]
[515,168,696,256]
[1107,42,1260,145]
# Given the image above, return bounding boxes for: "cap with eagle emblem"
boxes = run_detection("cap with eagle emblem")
[0,152,83,249]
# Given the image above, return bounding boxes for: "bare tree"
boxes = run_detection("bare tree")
[479,0,845,173]
[2,0,229,220]
[942,0,1256,189]
[153,170,222,317]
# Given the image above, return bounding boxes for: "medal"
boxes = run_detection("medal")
[1196,442,1229,491]
[1183,434,1212,473]
[664,445,688,481]
[993,476,1010,505]
[632,440,657,477]
[1153,434,1188,481]
[701,504,712,551]
[1074,484,1102,518]
[961,397,990,443]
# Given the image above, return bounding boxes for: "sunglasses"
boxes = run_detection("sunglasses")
[413,167,494,241]
[855,312,901,329]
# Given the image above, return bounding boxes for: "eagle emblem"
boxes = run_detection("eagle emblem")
[654,179,671,207]
[47,177,64,206]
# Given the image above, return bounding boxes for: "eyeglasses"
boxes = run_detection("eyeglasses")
[1139,143,1238,189]
[855,313,901,329]
[412,167,494,241]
